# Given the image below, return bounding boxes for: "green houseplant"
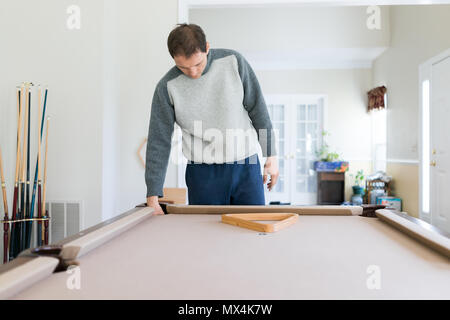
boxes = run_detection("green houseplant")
[314,131,348,172]
[350,170,365,205]
[316,131,340,162]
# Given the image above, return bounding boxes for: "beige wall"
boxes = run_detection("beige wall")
[257,68,373,161]
[386,163,419,217]
[372,5,450,217]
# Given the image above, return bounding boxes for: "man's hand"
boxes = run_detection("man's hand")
[263,156,279,191]
[147,196,165,215]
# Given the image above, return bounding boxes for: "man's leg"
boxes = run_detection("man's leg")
[230,154,265,205]
[185,162,232,205]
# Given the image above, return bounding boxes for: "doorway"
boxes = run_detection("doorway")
[419,49,450,233]
[265,94,326,205]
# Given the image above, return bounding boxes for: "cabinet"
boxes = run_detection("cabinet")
[317,172,345,205]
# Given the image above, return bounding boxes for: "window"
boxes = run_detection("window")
[371,94,387,172]
[421,80,430,214]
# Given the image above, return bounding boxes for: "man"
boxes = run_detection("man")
[145,23,278,215]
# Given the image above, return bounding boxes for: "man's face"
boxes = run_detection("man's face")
[174,43,210,79]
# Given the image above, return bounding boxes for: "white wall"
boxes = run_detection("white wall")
[0,0,179,240]
[190,6,390,52]
[0,0,104,229]
[190,6,376,161]
[372,4,450,161]
[115,0,178,214]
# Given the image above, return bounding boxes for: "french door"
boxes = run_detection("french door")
[265,95,325,205]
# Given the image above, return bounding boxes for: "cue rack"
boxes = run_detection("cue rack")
[0,82,51,264]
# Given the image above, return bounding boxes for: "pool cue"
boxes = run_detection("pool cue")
[42,118,49,245]
[9,88,23,260]
[40,89,48,245]
[19,85,29,252]
[28,87,47,247]
[0,147,9,263]
[22,90,31,250]
[23,88,32,250]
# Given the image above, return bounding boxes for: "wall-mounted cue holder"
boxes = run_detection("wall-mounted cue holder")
[0,82,51,264]
[1,217,50,224]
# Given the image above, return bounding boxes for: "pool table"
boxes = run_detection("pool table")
[0,204,449,300]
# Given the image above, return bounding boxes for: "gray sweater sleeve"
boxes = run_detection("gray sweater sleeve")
[235,53,277,157]
[145,83,175,197]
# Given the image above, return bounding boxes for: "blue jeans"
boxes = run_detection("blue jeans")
[185,154,265,205]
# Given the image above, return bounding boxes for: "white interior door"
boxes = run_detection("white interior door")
[430,55,450,233]
[265,95,325,205]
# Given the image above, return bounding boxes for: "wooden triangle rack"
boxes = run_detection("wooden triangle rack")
[222,213,298,233]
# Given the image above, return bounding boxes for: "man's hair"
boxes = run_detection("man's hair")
[167,23,207,58]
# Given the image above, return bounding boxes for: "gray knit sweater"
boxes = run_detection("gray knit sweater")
[145,48,276,197]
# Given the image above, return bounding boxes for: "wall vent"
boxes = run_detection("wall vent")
[30,201,83,246]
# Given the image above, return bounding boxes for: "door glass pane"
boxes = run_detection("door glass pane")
[273,104,284,121]
[278,140,284,156]
[296,140,305,157]
[298,104,306,121]
[310,139,317,155]
[308,160,316,174]
[307,175,316,193]
[306,123,317,140]
[297,158,307,175]
[297,123,306,139]
[275,178,284,193]
[274,122,284,140]
[297,177,306,193]
[273,158,284,193]
[268,104,274,119]
[279,158,284,175]
[308,104,317,121]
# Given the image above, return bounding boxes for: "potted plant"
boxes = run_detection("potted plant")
[350,170,365,205]
[314,131,348,172]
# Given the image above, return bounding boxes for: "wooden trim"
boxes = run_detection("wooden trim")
[164,204,362,215]
[57,206,150,246]
[377,209,449,238]
[0,255,36,274]
[376,209,450,258]
[387,159,419,165]
[0,206,153,277]
[0,256,59,300]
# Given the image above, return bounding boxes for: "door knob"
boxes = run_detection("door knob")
[430,160,436,167]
